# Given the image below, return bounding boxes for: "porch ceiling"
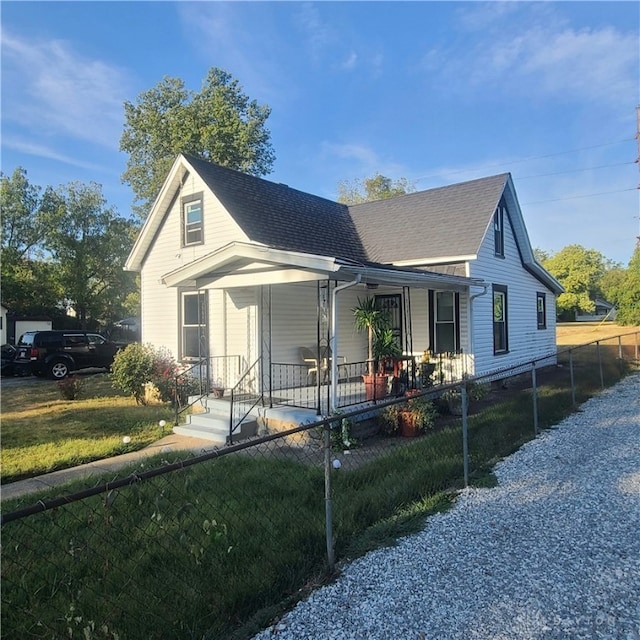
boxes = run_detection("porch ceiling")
[161,241,486,291]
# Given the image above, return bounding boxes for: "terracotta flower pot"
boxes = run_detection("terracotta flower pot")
[398,411,421,437]
[363,374,388,401]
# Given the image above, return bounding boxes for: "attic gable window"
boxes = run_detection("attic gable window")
[182,193,203,247]
[537,292,547,329]
[494,203,505,257]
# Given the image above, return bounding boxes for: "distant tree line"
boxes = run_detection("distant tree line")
[536,244,640,325]
[1,67,276,334]
[3,65,638,334]
[0,167,139,331]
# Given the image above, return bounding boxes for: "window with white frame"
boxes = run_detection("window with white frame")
[493,285,508,354]
[494,203,505,257]
[182,194,203,246]
[428,290,461,354]
[181,291,207,359]
[536,292,546,329]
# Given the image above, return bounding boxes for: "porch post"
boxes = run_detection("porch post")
[330,275,361,413]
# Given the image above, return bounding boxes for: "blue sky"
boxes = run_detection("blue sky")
[2,1,638,266]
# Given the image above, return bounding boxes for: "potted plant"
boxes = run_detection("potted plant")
[420,349,436,388]
[379,393,438,437]
[353,297,400,400]
[441,377,488,416]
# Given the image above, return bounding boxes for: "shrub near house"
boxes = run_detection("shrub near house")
[111,343,201,405]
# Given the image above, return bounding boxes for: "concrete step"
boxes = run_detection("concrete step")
[174,411,258,445]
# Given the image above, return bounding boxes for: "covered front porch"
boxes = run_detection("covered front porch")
[174,350,473,445]
[162,242,486,440]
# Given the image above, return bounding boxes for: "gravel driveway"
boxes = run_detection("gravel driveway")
[255,372,640,640]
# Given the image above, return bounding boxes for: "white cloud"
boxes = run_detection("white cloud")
[319,141,411,184]
[1,136,107,173]
[421,6,638,108]
[341,51,358,71]
[1,29,131,150]
[294,2,337,64]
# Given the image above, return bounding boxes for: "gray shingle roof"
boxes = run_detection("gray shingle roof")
[183,155,369,262]
[348,173,510,263]
[185,155,510,266]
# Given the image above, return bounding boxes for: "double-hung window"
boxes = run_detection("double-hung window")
[493,285,508,354]
[536,293,547,329]
[428,290,460,354]
[435,291,457,352]
[182,194,203,246]
[181,291,207,360]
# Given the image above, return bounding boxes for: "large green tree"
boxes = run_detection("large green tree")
[1,168,63,316]
[541,245,608,319]
[337,173,415,204]
[1,167,49,259]
[599,265,627,308]
[43,182,138,328]
[120,67,275,218]
[615,244,640,325]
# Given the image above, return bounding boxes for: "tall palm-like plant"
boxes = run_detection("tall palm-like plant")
[352,296,389,376]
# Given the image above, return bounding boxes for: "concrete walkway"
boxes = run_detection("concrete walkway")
[1,433,217,503]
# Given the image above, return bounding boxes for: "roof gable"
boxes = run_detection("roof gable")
[125,155,561,293]
[182,154,368,263]
[348,173,510,264]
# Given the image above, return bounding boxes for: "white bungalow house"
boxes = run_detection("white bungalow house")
[124,154,563,442]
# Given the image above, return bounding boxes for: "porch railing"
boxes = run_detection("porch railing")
[268,352,470,413]
[173,355,243,425]
[229,357,263,444]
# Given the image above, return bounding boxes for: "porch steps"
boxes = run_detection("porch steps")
[173,396,258,445]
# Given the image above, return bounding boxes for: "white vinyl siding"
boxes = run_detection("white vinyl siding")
[270,283,321,365]
[138,170,249,359]
[469,202,557,375]
[224,288,258,369]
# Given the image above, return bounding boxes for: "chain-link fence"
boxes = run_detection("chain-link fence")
[2,332,638,640]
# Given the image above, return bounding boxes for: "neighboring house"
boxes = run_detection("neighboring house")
[575,299,617,322]
[0,305,7,345]
[125,154,563,436]
[5,314,53,345]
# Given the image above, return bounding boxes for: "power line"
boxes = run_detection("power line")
[411,138,635,184]
[517,161,635,180]
[522,187,637,206]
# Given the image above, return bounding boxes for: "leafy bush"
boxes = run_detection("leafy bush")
[110,344,202,406]
[110,343,157,404]
[380,394,438,434]
[57,375,84,400]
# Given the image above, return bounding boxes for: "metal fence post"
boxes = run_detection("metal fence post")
[617,336,625,376]
[461,385,469,488]
[323,422,335,573]
[596,341,604,389]
[569,350,576,409]
[532,366,539,436]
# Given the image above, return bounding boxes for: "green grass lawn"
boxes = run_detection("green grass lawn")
[0,373,175,483]
[1,339,635,639]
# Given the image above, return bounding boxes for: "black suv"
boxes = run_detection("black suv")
[14,331,123,379]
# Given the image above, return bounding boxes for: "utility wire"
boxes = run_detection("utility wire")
[522,187,637,205]
[516,161,635,180]
[411,138,635,184]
